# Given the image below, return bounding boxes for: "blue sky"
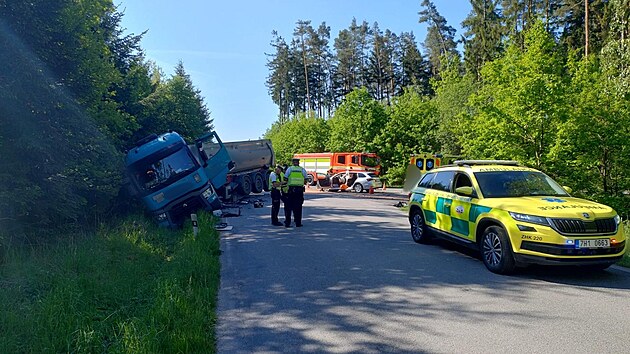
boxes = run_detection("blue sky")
[120,1,471,142]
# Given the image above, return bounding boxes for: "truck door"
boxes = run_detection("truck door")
[195,131,233,189]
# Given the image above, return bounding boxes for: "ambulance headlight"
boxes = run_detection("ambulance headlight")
[614,214,621,226]
[509,212,549,226]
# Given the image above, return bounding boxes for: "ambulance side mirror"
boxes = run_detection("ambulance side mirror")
[563,186,573,194]
[455,186,476,197]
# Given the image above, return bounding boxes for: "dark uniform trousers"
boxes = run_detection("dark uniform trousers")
[270,188,282,224]
[284,186,304,226]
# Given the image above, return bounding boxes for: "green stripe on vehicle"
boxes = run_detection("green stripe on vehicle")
[469,205,492,223]
[450,218,470,236]
[412,193,425,204]
[425,210,437,224]
[436,197,451,216]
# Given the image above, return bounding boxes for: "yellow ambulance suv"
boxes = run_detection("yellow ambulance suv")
[408,160,626,274]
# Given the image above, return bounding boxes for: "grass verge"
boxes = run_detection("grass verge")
[0,212,220,353]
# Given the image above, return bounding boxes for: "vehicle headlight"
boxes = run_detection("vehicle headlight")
[614,214,621,226]
[156,213,168,221]
[509,212,549,226]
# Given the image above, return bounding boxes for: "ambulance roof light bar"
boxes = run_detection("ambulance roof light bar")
[453,160,520,167]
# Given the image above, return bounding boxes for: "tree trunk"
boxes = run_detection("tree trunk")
[585,0,589,57]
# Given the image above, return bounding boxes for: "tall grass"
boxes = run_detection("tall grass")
[0,212,220,353]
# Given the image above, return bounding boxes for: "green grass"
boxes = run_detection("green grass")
[0,212,220,353]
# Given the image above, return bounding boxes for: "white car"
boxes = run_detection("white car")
[329,171,382,192]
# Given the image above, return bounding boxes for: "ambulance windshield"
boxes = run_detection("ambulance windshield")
[475,171,569,198]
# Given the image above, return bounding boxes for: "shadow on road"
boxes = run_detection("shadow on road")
[218,192,630,353]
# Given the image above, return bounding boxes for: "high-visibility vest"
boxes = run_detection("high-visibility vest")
[287,166,305,186]
[269,172,288,192]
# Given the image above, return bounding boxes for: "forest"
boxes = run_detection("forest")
[264,0,630,217]
[0,1,213,236]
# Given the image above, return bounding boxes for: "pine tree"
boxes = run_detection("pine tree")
[418,0,459,76]
[398,32,431,95]
[266,31,292,122]
[0,0,126,231]
[501,0,564,47]
[294,20,313,113]
[137,61,212,142]
[305,22,333,118]
[557,0,613,56]
[462,0,504,79]
[367,22,395,103]
[333,19,371,99]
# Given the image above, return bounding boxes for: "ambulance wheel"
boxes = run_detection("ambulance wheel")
[410,208,430,244]
[480,225,516,275]
[239,175,252,195]
[253,172,264,193]
[353,183,363,193]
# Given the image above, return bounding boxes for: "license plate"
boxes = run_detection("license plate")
[576,239,610,249]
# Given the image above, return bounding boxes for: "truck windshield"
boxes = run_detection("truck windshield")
[474,171,570,198]
[361,155,380,167]
[133,148,198,193]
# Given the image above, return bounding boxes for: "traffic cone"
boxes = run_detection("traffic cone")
[369,185,374,194]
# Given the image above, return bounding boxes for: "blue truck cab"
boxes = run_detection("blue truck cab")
[125,131,230,227]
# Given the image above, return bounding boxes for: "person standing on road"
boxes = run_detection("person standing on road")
[269,165,286,226]
[284,158,307,227]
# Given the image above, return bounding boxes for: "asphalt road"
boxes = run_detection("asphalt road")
[216,188,630,354]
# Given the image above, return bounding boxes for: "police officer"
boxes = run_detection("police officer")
[284,158,307,227]
[269,165,285,226]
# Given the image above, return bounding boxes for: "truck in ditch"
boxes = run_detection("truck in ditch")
[125,131,274,227]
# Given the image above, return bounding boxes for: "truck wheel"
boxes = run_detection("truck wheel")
[253,172,264,193]
[480,225,516,275]
[239,175,252,195]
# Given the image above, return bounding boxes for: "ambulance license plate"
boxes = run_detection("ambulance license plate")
[576,239,610,249]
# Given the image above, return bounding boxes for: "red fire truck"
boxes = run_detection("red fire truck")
[292,152,381,185]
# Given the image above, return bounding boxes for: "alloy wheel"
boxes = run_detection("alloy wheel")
[483,232,502,266]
